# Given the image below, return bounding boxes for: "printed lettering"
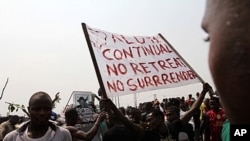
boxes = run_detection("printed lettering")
[234,129,247,136]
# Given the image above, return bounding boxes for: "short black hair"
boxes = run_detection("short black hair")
[166,106,180,114]
[210,97,220,103]
[167,98,180,107]
[65,108,78,117]
[29,91,52,106]
[151,108,164,120]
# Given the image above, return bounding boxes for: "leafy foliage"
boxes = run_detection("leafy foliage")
[6,102,23,112]
[5,102,30,117]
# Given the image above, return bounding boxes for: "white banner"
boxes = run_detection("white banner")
[85,24,200,97]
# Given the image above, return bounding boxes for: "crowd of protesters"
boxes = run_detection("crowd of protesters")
[0,83,227,141]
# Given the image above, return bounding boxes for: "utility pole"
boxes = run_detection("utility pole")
[134,93,137,108]
[154,94,157,100]
[117,95,120,107]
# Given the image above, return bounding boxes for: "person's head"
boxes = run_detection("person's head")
[28,91,53,126]
[168,98,180,108]
[130,107,141,123]
[204,98,210,106]
[180,102,188,112]
[9,115,19,125]
[145,101,153,112]
[146,108,164,130]
[188,94,192,99]
[209,97,220,111]
[180,96,185,102]
[77,97,86,105]
[65,108,78,126]
[196,92,200,97]
[166,106,180,123]
[202,0,250,124]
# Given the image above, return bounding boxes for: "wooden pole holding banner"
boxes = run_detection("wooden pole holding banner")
[158,33,215,97]
[63,92,73,113]
[81,23,108,99]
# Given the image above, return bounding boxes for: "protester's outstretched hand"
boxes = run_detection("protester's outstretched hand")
[202,83,212,95]
[99,98,112,112]
[52,92,60,106]
[96,111,106,123]
[203,83,216,98]
[55,92,60,99]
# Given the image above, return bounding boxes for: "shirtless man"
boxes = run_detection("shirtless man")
[64,108,106,141]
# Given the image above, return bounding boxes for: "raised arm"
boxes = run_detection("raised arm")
[180,83,211,124]
[66,111,106,141]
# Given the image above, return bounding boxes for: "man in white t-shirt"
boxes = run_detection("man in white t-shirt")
[3,91,72,141]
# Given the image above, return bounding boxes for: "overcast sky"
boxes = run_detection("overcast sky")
[0,0,212,116]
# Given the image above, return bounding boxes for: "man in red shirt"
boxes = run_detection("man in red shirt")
[206,97,226,141]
